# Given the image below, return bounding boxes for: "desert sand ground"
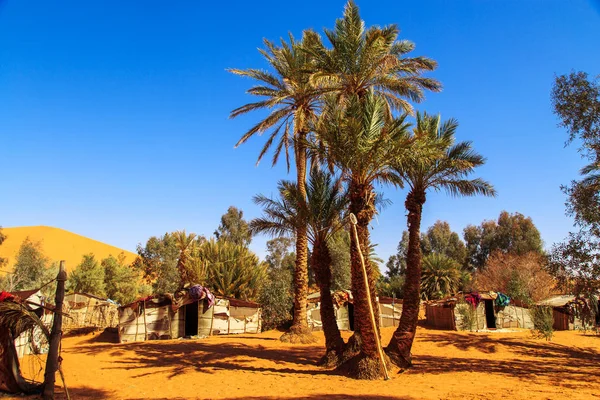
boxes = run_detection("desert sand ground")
[8,326,600,400]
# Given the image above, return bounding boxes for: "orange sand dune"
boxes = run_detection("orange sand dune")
[0,226,137,271]
[11,326,600,400]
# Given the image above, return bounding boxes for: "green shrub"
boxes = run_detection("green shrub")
[456,300,477,331]
[531,305,554,341]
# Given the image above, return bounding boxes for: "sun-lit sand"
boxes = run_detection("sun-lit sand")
[0,226,137,271]
[10,326,600,400]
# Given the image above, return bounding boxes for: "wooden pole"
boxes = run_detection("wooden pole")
[349,214,390,380]
[142,301,148,341]
[43,260,67,400]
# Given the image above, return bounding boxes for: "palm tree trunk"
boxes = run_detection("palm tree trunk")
[386,189,426,369]
[339,181,385,379]
[281,130,315,343]
[311,239,345,366]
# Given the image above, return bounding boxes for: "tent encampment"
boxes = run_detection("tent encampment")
[63,293,119,330]
[535,295,599,330]
[117,286,261,343]
[425,292,533,331]
[306,290,403,331]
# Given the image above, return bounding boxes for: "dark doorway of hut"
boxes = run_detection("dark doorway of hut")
[484,300,496,329]
[348,303,355,331]
[184,302,199,337]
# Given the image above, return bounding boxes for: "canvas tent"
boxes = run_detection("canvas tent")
[425,292,533,331]
[63,293,119,330]
[118,286,261,343]
[535,295,598,331]
[306,290,403,331]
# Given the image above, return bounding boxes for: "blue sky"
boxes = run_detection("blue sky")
[1,0,599,266]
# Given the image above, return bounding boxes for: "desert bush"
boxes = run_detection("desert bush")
[456,300,477,331]
[530,305,554,341]
[258,266,293,330]
[474,251,557,302]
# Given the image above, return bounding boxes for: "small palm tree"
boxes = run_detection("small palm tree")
[252,168,348,353]
[200,239,265,301]
[420,253,461,300]
[174,230,197,286]
[314,92,412,378]
[386,112,496,368]
[230,33,321,342]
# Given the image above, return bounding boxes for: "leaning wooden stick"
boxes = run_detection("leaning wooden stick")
[349,213,391,380]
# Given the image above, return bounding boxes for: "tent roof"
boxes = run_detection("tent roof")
[536,295,576,307]
[9,289,41,301]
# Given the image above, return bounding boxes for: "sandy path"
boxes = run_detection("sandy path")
[6,326,600,399]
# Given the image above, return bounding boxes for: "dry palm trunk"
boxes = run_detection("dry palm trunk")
[338,182,386,379]
[386,190,426,369]
[311,240,345,365]
[282,132,315,343]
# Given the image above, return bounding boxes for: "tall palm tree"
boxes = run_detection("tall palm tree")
[303,0,441,116]
[315,92,412,378]
[230,34,321,342]
[252,168,349,355]
[386,112,496,368]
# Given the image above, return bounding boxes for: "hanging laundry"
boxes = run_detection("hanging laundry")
[464,292,481,308]
[495,292,511,307]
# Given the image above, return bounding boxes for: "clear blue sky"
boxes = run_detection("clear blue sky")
[1,0,599,266]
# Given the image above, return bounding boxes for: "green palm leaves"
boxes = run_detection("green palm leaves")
[251,168,348,246]
[420,254,461,300]
[396,112,497,198]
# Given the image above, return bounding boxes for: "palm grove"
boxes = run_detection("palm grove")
[230,1,495,378]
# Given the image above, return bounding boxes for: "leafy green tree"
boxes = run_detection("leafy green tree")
[102,254,142,305]
[259,238,295,330]
[550,72,600,298]
[69,254,106,297]
[386,112,495,369]
[264,237,295,272]
[385,231,409,279]
[420,254,461,300]
[12,237,56,294]
[327,230,351,291]
[464,211,543,271]
[422,221,467,266]
[135,233,181,294]
[230,33,321,342]
[214,206,252,247]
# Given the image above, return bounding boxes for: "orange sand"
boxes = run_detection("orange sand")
[0,226,137,271]
[10,326,600,400]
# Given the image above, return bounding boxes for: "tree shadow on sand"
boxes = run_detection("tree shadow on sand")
[123,396,414,400]
[413,332,600,388]
[66,338,332,379]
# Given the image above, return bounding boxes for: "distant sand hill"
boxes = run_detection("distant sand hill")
[0,226,137,271]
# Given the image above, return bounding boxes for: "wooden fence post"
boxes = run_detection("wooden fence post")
[43,260,67,400]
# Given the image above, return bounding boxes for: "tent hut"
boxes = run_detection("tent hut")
[425,292,533,331]
[0,291,49,394]
[536,295,596,331]
[117,286,261,343]
[306,290,403,331]
[63,293,119,330]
